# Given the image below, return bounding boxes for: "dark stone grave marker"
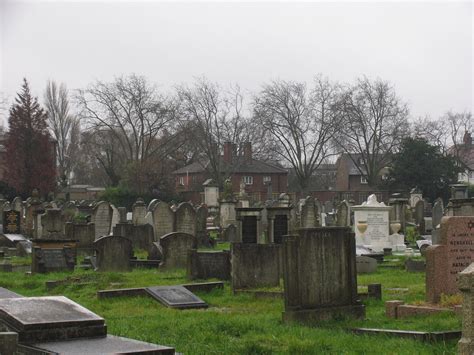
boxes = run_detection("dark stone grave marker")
[145,285,207,309]
[242,216,257,243]
[3,210,20,234]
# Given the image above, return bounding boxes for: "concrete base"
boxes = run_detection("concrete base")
[283,304,365,324]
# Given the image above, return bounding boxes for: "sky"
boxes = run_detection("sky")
[0,0,472,123]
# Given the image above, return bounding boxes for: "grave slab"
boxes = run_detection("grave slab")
[145,285,208,309]
[0,296,106,343]
[0,287,23,299]
[29,335,175,354]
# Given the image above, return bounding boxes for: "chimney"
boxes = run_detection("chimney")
[463,131,472,146]
[223,142,233,163]
[244,142,252,163]
[232,143,237,158]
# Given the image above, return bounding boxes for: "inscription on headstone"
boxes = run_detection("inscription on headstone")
[4,210,20,234]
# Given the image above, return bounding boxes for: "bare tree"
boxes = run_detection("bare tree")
[44,81,80,186]
[176,78,262,187]
[253,76,340,192]
[76,74,177,192]
[333,77,410,186]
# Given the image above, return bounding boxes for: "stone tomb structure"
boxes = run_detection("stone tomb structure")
[282,227,365,323]
[231,242,281,290]
[132,198,147,225]
[31,239,77,273]
[352,195,402,252]
[236,207,263,243]
[266,206,292,244]
[93,235,133,272]
[426,216,474,303]
[159,232,197,269]
[187,249,231,280]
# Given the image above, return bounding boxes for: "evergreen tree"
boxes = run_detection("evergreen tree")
[5,79,56,197]
[387,137,462,201]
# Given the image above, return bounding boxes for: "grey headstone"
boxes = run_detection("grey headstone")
[145,285,207,309]
[356,256,377,274]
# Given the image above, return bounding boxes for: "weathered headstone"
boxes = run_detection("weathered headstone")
[426,216,474,303]
[356,256,377,274]
[132,198,147,226]
[3,210,21,234]
[152,202,175,241]
[220,200,237,228]
[145,285,207,309]
[175,202,196,236]
[94,235,132,272]
[110,204,120,230]
[414,200,425,233]
[458,263,474,355]
[282,227,365,323]
[300,196,319,228]
[432,198,444,229]
[40,208,64,238]
[32,243,76,273]
[222,224,238,242]
[187,249,231,280]
[12,197,22,213]
[91,201,113,239]
[159,232,197,269]
[336,200,350,227]
[195,205,209,247]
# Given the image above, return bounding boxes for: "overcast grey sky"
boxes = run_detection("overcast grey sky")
[1,1,472,121]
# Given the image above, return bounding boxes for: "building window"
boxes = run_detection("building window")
[178,176,184,186]
[263,176,271,184]
[242,176,253,185]
[360,176,368,184]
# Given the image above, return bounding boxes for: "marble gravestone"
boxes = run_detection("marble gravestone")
[152,202,175,241]
[426,216,474,303]
[145,285,207,309]
[352,195,403,252]
[91,201,113,240]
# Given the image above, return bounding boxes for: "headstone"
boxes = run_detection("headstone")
[159,232,197,269]
[147,198,159,212]
[336,200,350,227]
[132,198,147,226]
[3,210,21,234]
[324,200,334,213]
[12,197,22,213]
[220,200,236,228]
[204,182,219,208]
[236,208,263,244]
[175,202,196,236]
[118,207,127,224]
[110,205,120,230]
[458,263,474,355]
[282,227,365,323]
[148,241,162,261]
[426,216,474,303]
[145,285,207,309]
[94,235,133,272]
[352,194,393,252]
[222,224,238,242]
[414,200,425,233]
[195,205,209,247]
[432,198,444,229]
[0,296,106,343]
[356,256,377,274]
[91,201,113,240]
[40,208,64,238]
[152,202,175,241]
[388,195,409,233]
[300,196,319,228]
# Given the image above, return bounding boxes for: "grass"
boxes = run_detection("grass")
[0,256,461,354]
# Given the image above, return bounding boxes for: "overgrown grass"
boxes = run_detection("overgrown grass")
[0,259,461,354]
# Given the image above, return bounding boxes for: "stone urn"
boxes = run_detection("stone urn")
[357,221,368,236]
[390,222,401,235]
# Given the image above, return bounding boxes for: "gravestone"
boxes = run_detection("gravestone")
[222,224,238,242]
[94,235,132,272]
[352,194,393,252]
[12,197,22,213]
[40,208,64,238]
[0,296,106,343]
[336,200,350,227]
[426,216,474,303]
[388,195,409,233]
[220,200,237,228]
[132,198,147,225]
[231,243,281,290]
[432,198,444,229]
[148,241,163,261]
[300,196,319,228]
[3,210,21,234]
[175,202,196,236]
[414,200,425,233]
[195,205,209,247]
[324,200,334,213]
[91,201,113,239]
[32,243,76,273]
[282,227,365,323]
[152,202,175,241]
[159,232,197,269]
[236,208,263,244]
[356,256,378,274]
[187,249,231,280]
[458,263,474,355]
[110,204,120,230]
[145,285,207,309]
[147,198,159,212]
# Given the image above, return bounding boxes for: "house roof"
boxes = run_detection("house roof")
[173,156,287,175]
[287,164,337,192]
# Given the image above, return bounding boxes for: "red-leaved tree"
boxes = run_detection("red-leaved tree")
[5,79,56,197]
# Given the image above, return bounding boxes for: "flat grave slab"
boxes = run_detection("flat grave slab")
[145,285,208,309]
[0,296,106,342]
[0,287,23,299]
[27,335,175,354]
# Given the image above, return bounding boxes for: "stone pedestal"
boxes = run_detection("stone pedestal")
[282,227,365,324]
[458,263,474,355]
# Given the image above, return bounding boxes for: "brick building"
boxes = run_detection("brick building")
[172,142,288,204]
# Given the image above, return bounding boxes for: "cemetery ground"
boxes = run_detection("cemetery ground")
[1,253,460,354]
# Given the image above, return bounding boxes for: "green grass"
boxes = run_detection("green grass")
[0,260,461,354]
